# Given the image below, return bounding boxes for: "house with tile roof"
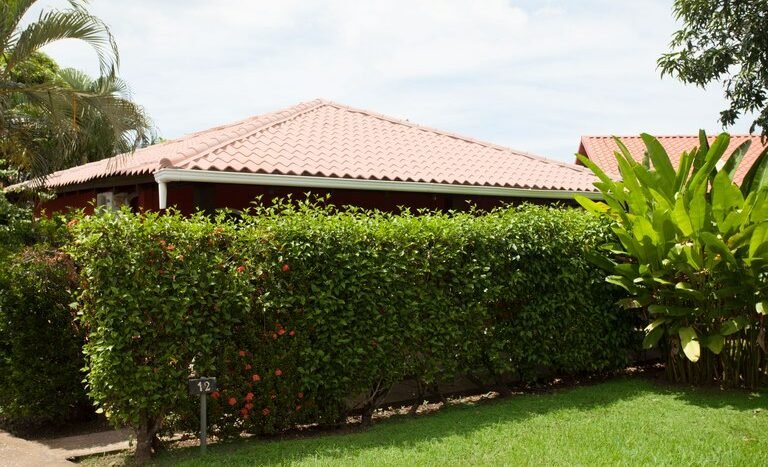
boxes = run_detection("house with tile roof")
[17,99,600,215]
[577,134,768,183]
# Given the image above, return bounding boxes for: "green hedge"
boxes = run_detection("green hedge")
[67,201,637,458]
[0,194,85,430]
[0,246,90,429]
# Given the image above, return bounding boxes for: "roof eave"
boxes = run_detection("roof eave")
[153,168,602,204]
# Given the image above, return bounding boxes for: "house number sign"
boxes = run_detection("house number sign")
[188,376,217,395]
[188,377,217,453]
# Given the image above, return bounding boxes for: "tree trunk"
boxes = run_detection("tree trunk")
[361,407,374,426]
[135,415,162,465]
[360,380,390,427]
[409,380,424,416]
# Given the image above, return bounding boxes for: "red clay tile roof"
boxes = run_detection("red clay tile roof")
[30,99,598,192]
[578,135,768,183]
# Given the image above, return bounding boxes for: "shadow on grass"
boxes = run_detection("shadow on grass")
[647,378,766,411]
[76,377,768,465]
[142,376,765,466]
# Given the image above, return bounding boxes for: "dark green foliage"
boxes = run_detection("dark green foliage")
[658,0,768,134]
[0,191,35,256]
[0,246,90,428]
[577,132,768,388]
[67,202,636,459]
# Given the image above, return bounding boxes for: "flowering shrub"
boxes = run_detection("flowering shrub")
[68,201,636,460]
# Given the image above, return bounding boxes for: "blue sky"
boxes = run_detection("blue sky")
[39,0,752,162]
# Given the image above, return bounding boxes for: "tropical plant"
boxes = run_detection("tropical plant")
[0,1,152,181]
[54,68,153,167]
[576,131,768,388]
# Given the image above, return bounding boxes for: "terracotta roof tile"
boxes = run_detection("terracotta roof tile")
[579,135,768,183]
[31,99,598,192]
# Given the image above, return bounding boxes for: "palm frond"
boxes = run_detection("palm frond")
[5,9,118,77]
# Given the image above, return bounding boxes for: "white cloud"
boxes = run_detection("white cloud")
[34,0,752,162]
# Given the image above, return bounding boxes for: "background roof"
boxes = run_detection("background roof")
[579,135,768,183]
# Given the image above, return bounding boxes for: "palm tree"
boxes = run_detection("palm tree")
[0,0,152,182]
[52,68,153,167]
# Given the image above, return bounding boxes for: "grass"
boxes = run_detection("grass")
[83,377,768,466]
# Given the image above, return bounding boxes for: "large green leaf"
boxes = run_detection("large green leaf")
[690,129,709,172]
[688,184,708,233]
[703,334,725,354]
[672,196,694,237]
[721,139,751,180]
[700,232,737,266]
[720,316,748,336]
[643,318,667,349]
[711,170,744,227]
[576,154,616,188]
[674,282,705,301]
[632,216,659,244]
[748,223,768,259]
[674,150,694,192]
[575,195,609,215]
[648,304,696,316]
[689,133,730,194]
[741,147,768,196]
[679,326,700,362]
[606,275,636,293]
[640,133,676,195]
[584,249,616,272]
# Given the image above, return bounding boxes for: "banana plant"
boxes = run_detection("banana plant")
[576,132,768,387]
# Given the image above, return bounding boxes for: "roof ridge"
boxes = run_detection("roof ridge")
[175,99,328,169]
[322,100,593,174]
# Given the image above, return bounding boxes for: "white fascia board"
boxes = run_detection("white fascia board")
[153,168,602,202]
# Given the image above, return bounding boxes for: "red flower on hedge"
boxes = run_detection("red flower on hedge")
[296,404,302,412]
[297,392,304,399]
[67,218,79,228]
[275,368,283,377]
[240,407,249,417]
[211,391,220,400]
[228,397,237,406]
[245,392,254,402]
[281,264,290,272]
[236,265,246,273]
[166,244,175,252]
[277,328,286,336]
[262,407,270,416]
[252,374,261,382]
[244,363,252,371]
[289,330,296,337]
[238,350,246,357]
[245,403,254,410]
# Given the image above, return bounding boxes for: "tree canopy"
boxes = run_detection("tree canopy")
[0,0,153,183]
[658,0,768,136]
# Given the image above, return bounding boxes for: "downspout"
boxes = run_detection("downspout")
[157,158,172,209]
[158,180,168,210]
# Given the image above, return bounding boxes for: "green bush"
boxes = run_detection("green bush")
[0,246,90,429]
[577,131,768,388]
[0,192,35,258]
[67,202,637,461]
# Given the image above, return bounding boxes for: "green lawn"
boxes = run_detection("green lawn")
[85,377,768,466]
